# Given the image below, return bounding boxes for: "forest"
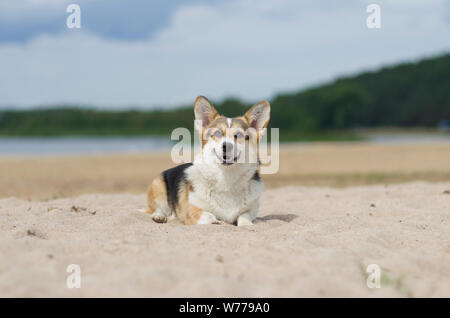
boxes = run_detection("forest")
[1,53,449,141]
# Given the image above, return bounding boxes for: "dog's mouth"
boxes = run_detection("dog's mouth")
[214,150,240,166]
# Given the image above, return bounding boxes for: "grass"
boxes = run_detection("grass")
[359,264,413,297]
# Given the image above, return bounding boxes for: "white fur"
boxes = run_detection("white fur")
[237,202,259,226]
[186,153,263,225]
[237,213,254,226]
[197,211,220,224]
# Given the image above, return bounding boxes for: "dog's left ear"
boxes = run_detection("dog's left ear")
[245,101,270,132]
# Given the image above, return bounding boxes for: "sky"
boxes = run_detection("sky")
[0,0,449,109]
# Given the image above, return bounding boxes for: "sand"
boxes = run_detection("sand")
[1,143,450,200]
[1,181,449,297]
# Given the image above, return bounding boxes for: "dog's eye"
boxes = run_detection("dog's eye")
[234,132,244,139]
[214,130,223,138]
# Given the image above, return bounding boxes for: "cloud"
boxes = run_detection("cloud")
[0,0,220,43]
[0,0,449,109]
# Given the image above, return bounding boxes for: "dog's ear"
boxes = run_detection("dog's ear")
[245,101,270,131]
[194,96,218,128]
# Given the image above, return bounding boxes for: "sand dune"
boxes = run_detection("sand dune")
[1,182,449,297]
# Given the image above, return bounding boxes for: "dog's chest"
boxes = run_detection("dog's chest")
[187,167,263,223]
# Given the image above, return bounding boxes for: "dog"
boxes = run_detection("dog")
[145,96,270,226]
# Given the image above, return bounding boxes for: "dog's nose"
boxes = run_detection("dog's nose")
[222,142,233,153]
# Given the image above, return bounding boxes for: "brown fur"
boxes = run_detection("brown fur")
[145,175,167,214]
[175,182,196,224]
[185,204,204,225]
[146,175,205,225]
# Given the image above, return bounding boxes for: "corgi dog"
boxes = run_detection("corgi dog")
[145,96,270,226]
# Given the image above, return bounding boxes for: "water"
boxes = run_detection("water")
[0,133,449,156]
[0,137,173,156]
[365,133,450,144]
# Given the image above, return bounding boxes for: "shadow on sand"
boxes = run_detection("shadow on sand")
[256,213,298,223]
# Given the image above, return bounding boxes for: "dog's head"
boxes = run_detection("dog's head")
[194,96,270,166]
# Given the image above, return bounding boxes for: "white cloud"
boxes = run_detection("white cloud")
[0,0,449,109]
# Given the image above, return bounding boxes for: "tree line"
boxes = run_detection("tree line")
[0,53,449,141]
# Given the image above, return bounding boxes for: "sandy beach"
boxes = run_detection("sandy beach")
[1,182,449,297]
[1,143,450,200]
[1,143,449,297]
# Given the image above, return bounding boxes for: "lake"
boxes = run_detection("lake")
[0,133,449,156]
[0,137,173,156]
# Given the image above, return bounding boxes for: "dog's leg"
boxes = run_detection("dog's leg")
[146,175,172,223]
[184,203,221,225]
[237,202,259,226]
[197,211,221,225]
[237,213,253,226]
[151,210,166,223]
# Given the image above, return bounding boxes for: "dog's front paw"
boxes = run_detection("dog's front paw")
[237,215,254,227]
[152,212,167,223]
[197,212,220,225]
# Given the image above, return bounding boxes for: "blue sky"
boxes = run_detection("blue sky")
[0,0,449,109]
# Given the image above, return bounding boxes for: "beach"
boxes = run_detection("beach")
[1,182,449,297]
[1,142,450,200]
[1,143,450,297]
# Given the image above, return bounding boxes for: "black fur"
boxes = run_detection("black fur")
[252,170,261,182]
[162,163,193,211]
